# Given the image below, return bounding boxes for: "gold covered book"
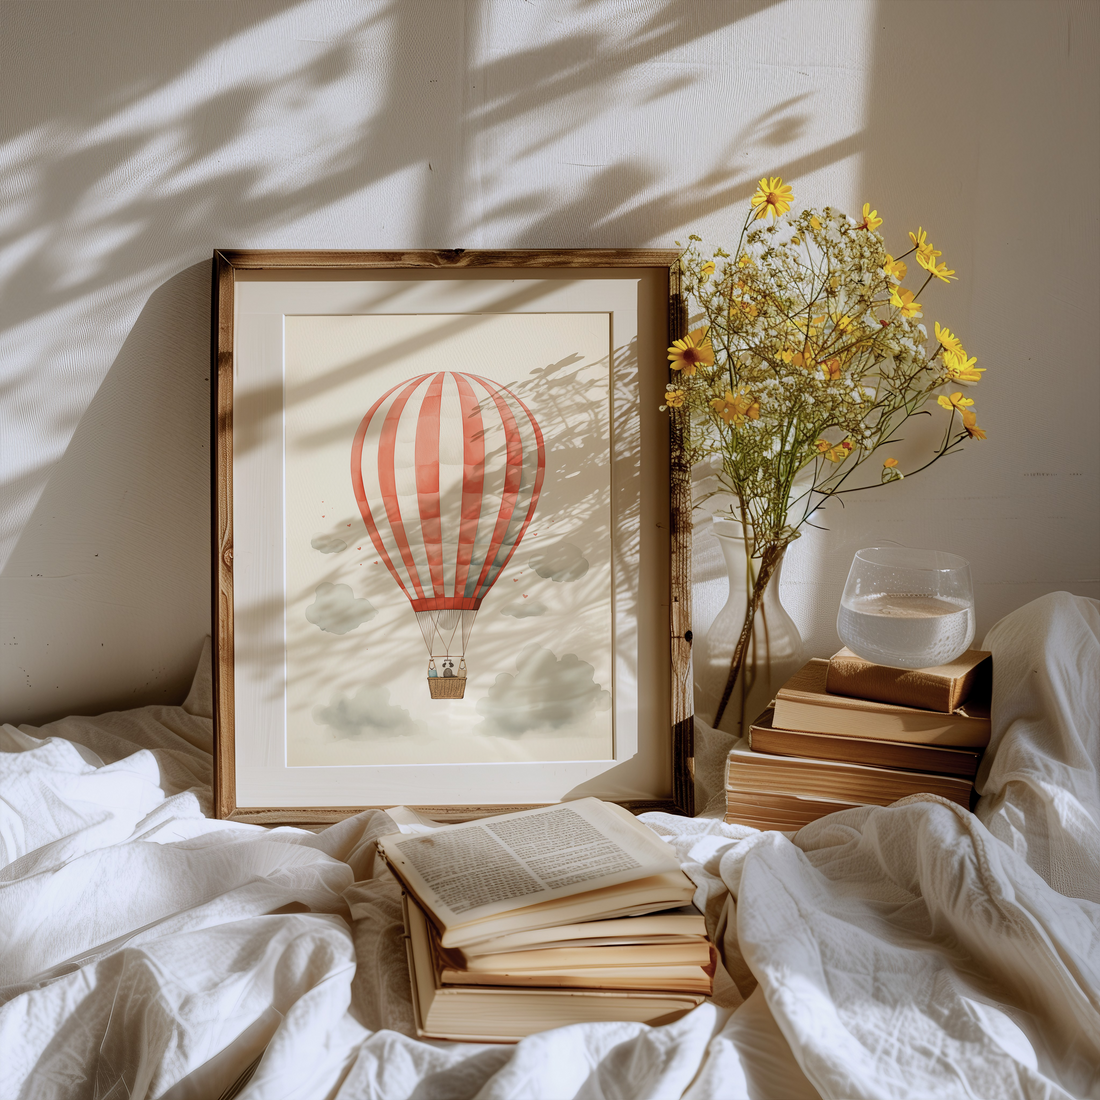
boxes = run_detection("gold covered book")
[748,708,982,778]
[772,659,991,748]
[825,647,992,713]
[728,737,973,807]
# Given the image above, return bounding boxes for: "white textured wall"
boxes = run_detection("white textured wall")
[1,0,1096,724]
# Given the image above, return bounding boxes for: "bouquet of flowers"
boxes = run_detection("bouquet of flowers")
[668,177,987,727]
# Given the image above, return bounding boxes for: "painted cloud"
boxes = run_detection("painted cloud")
[528,542,589,583]
[476,643,610,736]
[313,684,421,739]
[499,596,548,619]
[305,582,377,634]
[311,533,348,554]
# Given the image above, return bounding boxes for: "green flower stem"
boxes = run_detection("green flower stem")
[713,539,787,729]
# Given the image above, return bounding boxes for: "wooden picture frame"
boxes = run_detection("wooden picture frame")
[211,250,693,825]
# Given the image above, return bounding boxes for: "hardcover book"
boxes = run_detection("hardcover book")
[725,789,865,831]
[748,708,982,778]
[772,660,991,748]
[826,647,992,713]
[383,800,714,1040]
[727,739,973,807]
[402,894,708,1042]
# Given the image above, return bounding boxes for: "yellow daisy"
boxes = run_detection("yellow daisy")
[937,392,974,413]
[751,177,794,220]
[662,389,687,409]
[815,438,853,463]
[915,243,942,266]
[934,323,964,356]
[962,409,987,440]
[889,286,922,318]
[711,387,761,425]
[926,259,957,283]
[909,227,932,251]
[917,247,955,281]
[857,203,883,230]
[667,328,715,376]
[944,349,985,384]
[882,255,908,281]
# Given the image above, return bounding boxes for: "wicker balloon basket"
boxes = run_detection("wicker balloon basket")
[427,676,466,699]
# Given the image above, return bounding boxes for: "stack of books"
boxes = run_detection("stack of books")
[726,648,992,831]
[377,798,714,1042]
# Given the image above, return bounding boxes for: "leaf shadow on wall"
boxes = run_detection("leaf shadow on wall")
[2,0,874,721]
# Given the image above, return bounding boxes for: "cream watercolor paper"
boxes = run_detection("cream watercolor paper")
[283,313,614,766]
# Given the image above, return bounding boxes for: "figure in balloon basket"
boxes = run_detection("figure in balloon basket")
[426,656,467,699]
[351,371,545,700]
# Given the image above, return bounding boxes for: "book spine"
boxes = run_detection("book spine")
[771,698,990,747]
[750,727,981,778]
[724,795,855,830]
[727,758,971,806]
[824,653,990,713]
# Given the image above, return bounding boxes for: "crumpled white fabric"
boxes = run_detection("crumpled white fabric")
[976,591,1100,903]
[1,594,1097,1099]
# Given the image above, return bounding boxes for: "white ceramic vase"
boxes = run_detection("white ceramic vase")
[694,518,805,737]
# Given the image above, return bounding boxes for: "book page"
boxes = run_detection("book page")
[379,798,681,927]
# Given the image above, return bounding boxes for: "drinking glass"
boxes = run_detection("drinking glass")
[837,547,975,669]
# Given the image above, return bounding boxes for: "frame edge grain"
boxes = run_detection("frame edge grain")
[212,251,237,819]
[210,249,693,821]
[667,263,694,816]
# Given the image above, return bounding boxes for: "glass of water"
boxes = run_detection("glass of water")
[837,547,975,669]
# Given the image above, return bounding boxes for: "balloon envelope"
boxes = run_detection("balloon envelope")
[352,372,545,656]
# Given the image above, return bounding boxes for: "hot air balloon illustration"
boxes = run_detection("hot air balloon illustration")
[351,372,546,699]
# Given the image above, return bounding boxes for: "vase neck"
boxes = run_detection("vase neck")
[713,530,786,593]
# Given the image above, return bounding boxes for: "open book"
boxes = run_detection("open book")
[376,798,697,949]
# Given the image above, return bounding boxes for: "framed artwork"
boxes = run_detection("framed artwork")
[211,250,693,824]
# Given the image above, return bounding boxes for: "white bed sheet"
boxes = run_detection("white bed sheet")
[1,591,1097,1099]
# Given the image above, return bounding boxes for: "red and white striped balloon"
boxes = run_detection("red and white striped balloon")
[351,372,545,657]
